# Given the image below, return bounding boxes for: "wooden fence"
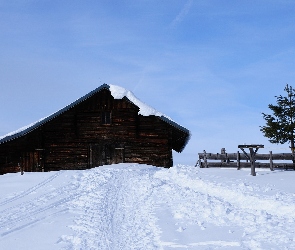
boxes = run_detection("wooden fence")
[197,149,295,171]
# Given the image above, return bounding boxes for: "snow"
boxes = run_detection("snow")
[0,117,48,141]
[1,164,295,250]
[109,84,172,119]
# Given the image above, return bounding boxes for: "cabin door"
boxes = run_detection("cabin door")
[114,147,125,164]
[22,150,44,172]
[89,144,124,167]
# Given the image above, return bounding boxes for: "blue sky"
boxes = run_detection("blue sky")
[0,0,294,165]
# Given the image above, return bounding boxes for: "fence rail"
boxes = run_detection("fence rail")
[198,153,295,161]
[197,150,295,171]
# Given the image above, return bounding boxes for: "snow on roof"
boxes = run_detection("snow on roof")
[0,117,48,141]
[109,84,172,119]
[0,84,190,145]
[110,85,191,146]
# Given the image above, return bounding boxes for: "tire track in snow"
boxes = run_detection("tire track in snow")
[1,208,69,237]
[0,186,79,233]
[0,173,82,237]
[0,171,63,207]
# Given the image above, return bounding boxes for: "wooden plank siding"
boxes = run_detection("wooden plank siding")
[0,87,186,174]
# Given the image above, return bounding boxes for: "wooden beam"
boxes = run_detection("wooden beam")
[238,144,264,149]
[249,147,256,176]
[201,162,295,169]
[269,151,274,171]
[198,153,294,161]
[237,151,240,170]
[203,150,208,168]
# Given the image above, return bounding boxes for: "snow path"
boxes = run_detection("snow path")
[1,164,295,249]
[62,166,162,249]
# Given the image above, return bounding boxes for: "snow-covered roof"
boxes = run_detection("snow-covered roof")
[109,85,171,118]
[0,84,190,150]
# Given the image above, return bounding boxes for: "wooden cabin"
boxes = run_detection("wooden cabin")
[0,84,190,174]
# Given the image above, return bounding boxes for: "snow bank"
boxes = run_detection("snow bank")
[1,165,295,249]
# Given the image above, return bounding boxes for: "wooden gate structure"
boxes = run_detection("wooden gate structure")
[197,146,295,176]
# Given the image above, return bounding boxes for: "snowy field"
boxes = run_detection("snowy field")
[0,164,295,250]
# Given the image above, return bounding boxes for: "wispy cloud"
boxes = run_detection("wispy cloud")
[170,0,193,28]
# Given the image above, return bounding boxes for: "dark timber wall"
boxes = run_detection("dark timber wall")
[0,88,182,174]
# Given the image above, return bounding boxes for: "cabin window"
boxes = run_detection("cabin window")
[101,111,111,124]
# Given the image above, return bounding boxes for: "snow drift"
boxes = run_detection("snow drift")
[1,164,295,249]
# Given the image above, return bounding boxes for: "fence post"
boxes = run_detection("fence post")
[249,148,256,176]
[237,151,240,170]
[221,148,226,164]
[269,151,274,171]
[203,150,208,168]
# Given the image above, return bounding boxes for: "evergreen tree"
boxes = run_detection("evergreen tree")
[260,84,295,153]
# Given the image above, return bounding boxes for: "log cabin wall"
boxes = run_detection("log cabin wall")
[0,88,175,174]
[0,140,22,174]
[129,115,173,167]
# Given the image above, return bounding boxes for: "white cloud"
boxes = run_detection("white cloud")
[170,0,193,28]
